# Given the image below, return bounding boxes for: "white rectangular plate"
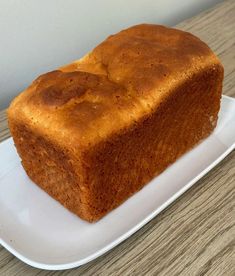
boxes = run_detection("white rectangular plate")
[0,95,235,270]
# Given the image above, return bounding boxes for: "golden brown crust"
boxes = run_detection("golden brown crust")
[8,24,221,150]
[7,24,224,222]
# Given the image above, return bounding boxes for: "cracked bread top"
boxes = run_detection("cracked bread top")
[8,24,222,152]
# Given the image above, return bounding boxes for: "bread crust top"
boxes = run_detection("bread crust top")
[8,24,222,151]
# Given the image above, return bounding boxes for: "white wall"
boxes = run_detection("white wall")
[0,0,222,109]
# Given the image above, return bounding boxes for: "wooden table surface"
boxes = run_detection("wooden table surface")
[0,0,235,275]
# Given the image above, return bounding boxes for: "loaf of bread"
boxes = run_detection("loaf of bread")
[8,24,223,222]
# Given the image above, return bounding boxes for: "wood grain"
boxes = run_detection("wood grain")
[0,0,235,275]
